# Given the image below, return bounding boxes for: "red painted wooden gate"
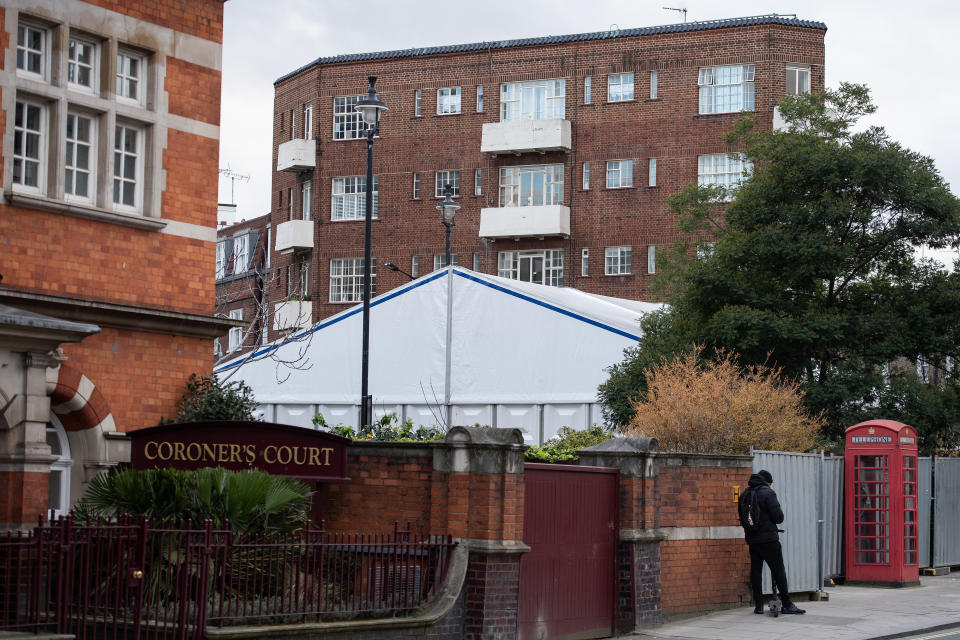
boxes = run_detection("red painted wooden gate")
[519,464,619,640]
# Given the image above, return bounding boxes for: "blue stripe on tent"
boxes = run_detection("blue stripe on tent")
[453,270,642,341]
[214,270,448,373]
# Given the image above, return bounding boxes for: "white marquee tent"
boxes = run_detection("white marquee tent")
[215,267,662,444]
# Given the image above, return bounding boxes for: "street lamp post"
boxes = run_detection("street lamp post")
[354,76,387,429]
[437,184,460,267]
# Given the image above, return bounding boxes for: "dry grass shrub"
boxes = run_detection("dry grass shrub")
[624,348,822,454]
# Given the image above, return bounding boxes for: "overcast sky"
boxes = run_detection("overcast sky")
[217,0,959,263]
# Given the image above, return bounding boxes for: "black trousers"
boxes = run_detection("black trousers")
[749,540,792,608]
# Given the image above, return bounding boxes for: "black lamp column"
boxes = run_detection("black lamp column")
[354,76,388,429]
[437,184,460,268]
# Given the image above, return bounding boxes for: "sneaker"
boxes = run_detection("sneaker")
[782,605,806,615]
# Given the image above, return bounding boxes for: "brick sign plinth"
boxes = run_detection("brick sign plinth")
[129,421,349,482]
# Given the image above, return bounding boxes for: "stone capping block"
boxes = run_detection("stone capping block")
[578,436,659,478]
[462,537,531,555]
[203,542,468,640]
[434,426,526,475]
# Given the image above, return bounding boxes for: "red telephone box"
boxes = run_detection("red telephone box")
[844,419,920,586]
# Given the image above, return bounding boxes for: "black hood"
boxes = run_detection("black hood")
[748,473,769,488]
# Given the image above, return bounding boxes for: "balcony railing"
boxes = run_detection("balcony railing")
[275,219,314,254]
[478,204,570,239]
[480,119,571,154]
[277,138,316,172]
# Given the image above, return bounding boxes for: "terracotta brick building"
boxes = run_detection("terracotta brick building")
[0,0,233,528]
[266,15,826,328]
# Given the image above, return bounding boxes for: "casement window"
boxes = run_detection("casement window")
[332,175,378,220]
[606,160,633,188]
[228,308,244,352]
[607,73,634,102]
[499,164,564,206]
[697,153,753,196]
[474,168,482,196]
[265,226,272,269]
[411,255,419,278]
[330,257,375,303]
[605,246,632,275]
[287,187,294,220]
[584,76,592,104]
[414,89,422,117]
[433,254,459,270]
[500,79,566,121]
[13,100,45,193]
[214,338,222,359]
[68,36,98,93]
[112,123,143,211]
[412,172,420,199]
[698,64,755,114]
[301,182,312,220]
[216,240,227,279]
[17,21,47,80]
[786,65,811,96]
[116,49,146,105]
[45,422,72,518]
[303,103,313,139]
[289,261,309,298]
[65,112,96,203]
[476,85,484,112]
[582,162,590,190]
[333,95,366,139]
[232,233,250,275]
[437,87,461,114]
[498,250,564,287]
[648,157,657,187]
[435,170,460,197]
[473,252,480,271]
[581,248,589,276]
[647,245,656,274]
[289,108,295,140]
[650,71,658,99]
[260,304,269,345]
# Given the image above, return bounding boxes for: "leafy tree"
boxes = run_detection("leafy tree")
[165,373,259,423]
[623,348,821,454]
[601,84,960,450]
[74,466,312,534]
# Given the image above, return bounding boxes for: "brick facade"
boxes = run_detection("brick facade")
[215,214,271,359]
[265,16,825,329]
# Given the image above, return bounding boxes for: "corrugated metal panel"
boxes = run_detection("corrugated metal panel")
[918,457,932,568]
[821,456,844,578]
[752,451,824,593]
[933,458,960,566]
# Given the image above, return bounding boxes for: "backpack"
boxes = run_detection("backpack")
[739,487,762,532]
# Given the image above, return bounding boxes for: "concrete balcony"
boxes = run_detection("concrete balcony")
[275,219,313,254]
[277,138,316,172]
[480,119,571,155]
[273,300,313,333]
[478,205,570,239]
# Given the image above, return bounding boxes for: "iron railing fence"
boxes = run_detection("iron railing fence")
[0,516,456,638]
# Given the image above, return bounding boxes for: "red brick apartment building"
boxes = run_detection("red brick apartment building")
[265,15,825,329]
[0,0,232,528]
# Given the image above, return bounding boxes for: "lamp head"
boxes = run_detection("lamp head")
[437,184,460,225]
[354,76,388,127]
[384,262,399,272]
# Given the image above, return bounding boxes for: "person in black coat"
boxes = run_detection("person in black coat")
[738,469,806,614]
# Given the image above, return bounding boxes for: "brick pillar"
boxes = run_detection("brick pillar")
[579,436,663,633]
[433,426,528,640]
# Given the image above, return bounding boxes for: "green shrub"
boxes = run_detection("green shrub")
[525,425,614,463]
[162,373,259,424]
[313,411,444,442]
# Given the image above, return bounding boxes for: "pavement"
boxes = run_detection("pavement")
[628,573,960,640]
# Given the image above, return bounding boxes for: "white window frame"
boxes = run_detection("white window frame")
[497,250,564,287]
[414,89,422,117]
[498,164,564,207]
[434,254,459,270]
[435,170,460,197]
[333,95,366,140]
[437,87,462,115]
[65,111,96,204]
[116,48,146,106]
[605,246,632,275]
[697,153,753,198]
[228,308,244,352]
[330,257,375,303]
[332,175,378,221]
[647,245,656,274]
[265,225,272,269]
[648,157,657,187]
[303,103,313,139]
[581,248,589,276]
[67,35,98,94]
[786,65,811,96]
[287,187,294,220]
[476,85,484,112]
[650,70,658,99]
[232,233,249,275]
[46,418,72,518]
[412,172,420,199]
[584,76,592,104]
[112,122,144,213]
[500,79,566,121]
[473,252,480,271]
[301,181,312,220]
[475,168,482,196]
[606,160,633,189]
[13,99,46,194]
[582,162,590,190]
[216,240,226,279]
[698,64,755,115]
[16,20,48,81]
[607,73,634,102]
[411,255,419,278]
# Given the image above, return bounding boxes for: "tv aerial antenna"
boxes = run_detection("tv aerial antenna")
[663,6,688,22]
[219,167,250,204]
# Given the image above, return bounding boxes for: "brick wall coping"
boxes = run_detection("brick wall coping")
[434,427,526,475]
[462,538,531,555]
[345,441,436,458]
[623,526,744,542]
[652,453,753,469]
[204,543,468,639]
[276,15,827,84]
[620,528,668,542]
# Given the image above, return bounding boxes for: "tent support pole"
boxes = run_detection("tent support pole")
[444,265,454,429]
